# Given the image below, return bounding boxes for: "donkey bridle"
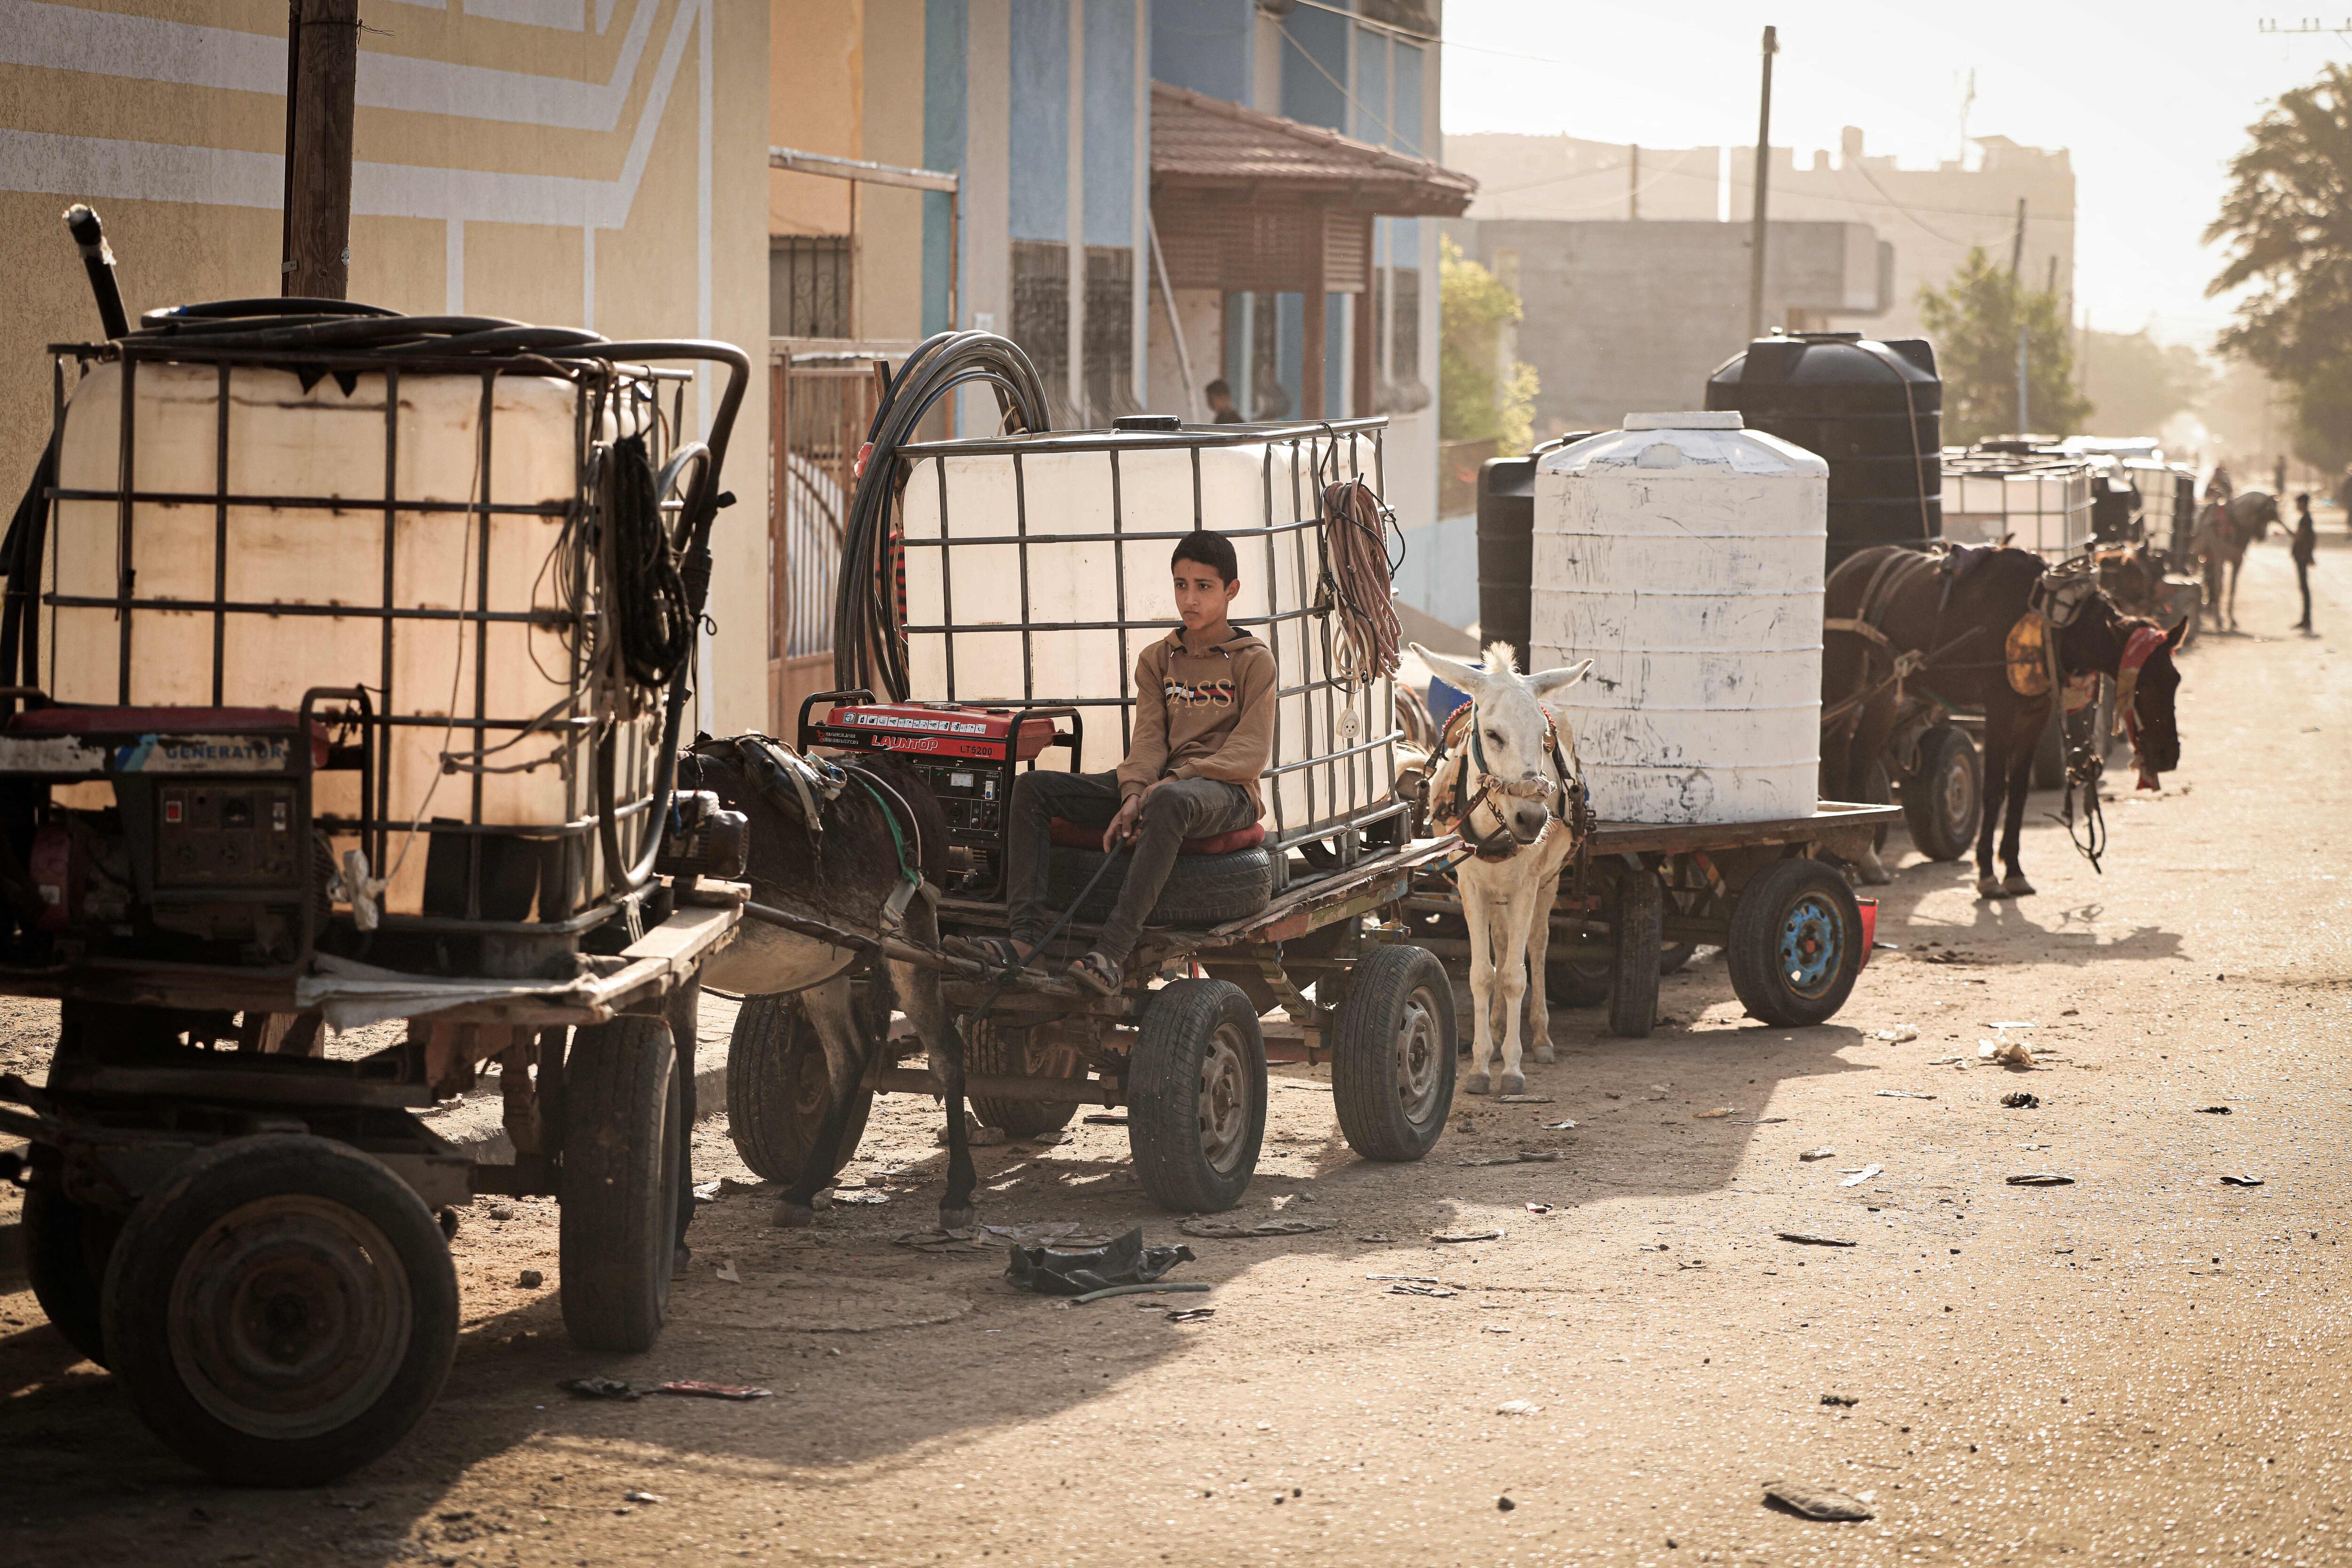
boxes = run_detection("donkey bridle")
[1441,703,1585,863]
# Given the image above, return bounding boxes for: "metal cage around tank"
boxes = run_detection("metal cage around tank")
[1939,446,2095,561]
[27,334,739,960]
[887,418,1406,859]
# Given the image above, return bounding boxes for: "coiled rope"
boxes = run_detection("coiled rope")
[1319,475,1403,688]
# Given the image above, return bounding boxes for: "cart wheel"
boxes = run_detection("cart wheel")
[1607,869,1662,1038]
[1331,945,1456,1162]
[1128,980,1266,1213]
[1860,758,1894,853]
[969,1021,1080,1138]
[1726,858,1865,1027]
[560,1012,682,1353]
[1901,726,1981,862]
[22,1164,118,1368]
[99,1135,457,1487]
[725,992,873,1184]
[1545,932,1612,1008]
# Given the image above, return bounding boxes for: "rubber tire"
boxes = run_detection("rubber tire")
[1726,858,1865,1027]
[1607,868,1663,1039]
[1860,757,1895,854]
[99,1135,458,1487]
[1046,844,1272,928]
[22,1171,116,1367]
[1901,725,1981,862]
[1127,979,1266,1213]
[724,992,874,1185]
[968,1023,1081,1138]
[1331,945,1457,1162]
[560,1012,682,1353]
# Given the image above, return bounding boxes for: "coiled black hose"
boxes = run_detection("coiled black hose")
[833,331,1052,697]
[605,435,695,688]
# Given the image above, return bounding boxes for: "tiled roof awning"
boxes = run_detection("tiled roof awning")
[1149,83,1476,216]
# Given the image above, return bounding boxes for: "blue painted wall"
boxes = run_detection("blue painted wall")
[1392,38,1424,154]
[1279,5,1349,131]
[1009,0,1072,243]
[922,0,969,336]
[1082,0,1136,248]
[1350,23,1387,144]
[1149,0,1253,103]
[1392,515,1479,629]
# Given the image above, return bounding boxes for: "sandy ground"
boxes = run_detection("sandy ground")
[3,530,2349,1567]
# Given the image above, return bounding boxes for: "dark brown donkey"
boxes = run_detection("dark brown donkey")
[677,740,978,1230]
[1820,546,2186,899]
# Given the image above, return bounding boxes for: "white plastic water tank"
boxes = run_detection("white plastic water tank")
[1528,411,1826,825]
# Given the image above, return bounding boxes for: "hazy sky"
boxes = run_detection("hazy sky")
[1440,1,2348,349]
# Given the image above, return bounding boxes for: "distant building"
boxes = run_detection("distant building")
[1448,218,1893,437]
[1446,127,2075,343]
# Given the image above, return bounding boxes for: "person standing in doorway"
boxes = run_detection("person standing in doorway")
[2292,491,2319,633]
[1203,379,1244,423]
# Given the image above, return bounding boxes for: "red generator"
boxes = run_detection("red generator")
[798,691,1080,899]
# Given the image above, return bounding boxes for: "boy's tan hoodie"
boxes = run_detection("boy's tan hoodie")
[1115,625,1277,817]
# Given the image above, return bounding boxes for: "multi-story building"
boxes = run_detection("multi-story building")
[1447,125,2076,343]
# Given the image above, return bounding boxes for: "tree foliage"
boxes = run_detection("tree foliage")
[2081,328,2212,440]
[1916,247,2089,446]
[2206,63,2352,467]
[1439,236,1535,454]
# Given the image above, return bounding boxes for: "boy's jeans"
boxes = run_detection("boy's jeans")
[1006,769,1258,965]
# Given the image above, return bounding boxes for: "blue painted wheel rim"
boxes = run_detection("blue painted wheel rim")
[1779,893,1843,999]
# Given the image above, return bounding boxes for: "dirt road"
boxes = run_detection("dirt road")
[4,531,2349,1567]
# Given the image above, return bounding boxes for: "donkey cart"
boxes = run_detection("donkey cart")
[1406,802,1900,1039]
[722,402,1469,1212]
[732,824,1468,1213]
[0,223,751,1485]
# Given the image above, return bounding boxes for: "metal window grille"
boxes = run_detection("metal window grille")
[1010,241,1073,427]
[1082,246,1137,425]
[770,237,853,339]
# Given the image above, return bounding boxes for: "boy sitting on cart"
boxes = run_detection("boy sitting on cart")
[966,529,1274,995]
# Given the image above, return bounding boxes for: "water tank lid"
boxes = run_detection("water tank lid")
[1624,411,1743,431]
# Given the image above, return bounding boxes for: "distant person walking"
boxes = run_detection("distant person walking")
[2274,454,2289,498]
[2292,491,2319,634]
[2339,464,2352,536]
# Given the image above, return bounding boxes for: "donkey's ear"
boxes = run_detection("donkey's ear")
[1413,644,1489,700]
[1525,659,1594,701]
[2165,616,2188,650]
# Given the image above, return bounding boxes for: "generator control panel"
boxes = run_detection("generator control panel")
[157,783,301,887]
[799,692,1081,899]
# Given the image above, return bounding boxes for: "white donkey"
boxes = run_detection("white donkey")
[1412,642,1592,1097]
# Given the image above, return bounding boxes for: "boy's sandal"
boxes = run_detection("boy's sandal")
[1065,950,1123,997]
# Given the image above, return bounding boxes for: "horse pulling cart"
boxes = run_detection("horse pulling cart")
[0,216,749,1484]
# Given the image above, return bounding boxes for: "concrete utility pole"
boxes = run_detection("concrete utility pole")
[1746,25,1778,342]
[1629,143,1640,220]
[2010,197,2028,435]
[280,0,360,300]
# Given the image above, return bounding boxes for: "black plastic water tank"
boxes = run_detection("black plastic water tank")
[1476,454,1536,672]
[1476,434,1594,672]
[1705,332,1941,567]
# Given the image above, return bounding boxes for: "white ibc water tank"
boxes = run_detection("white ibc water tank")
[1529,412,1826,825]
